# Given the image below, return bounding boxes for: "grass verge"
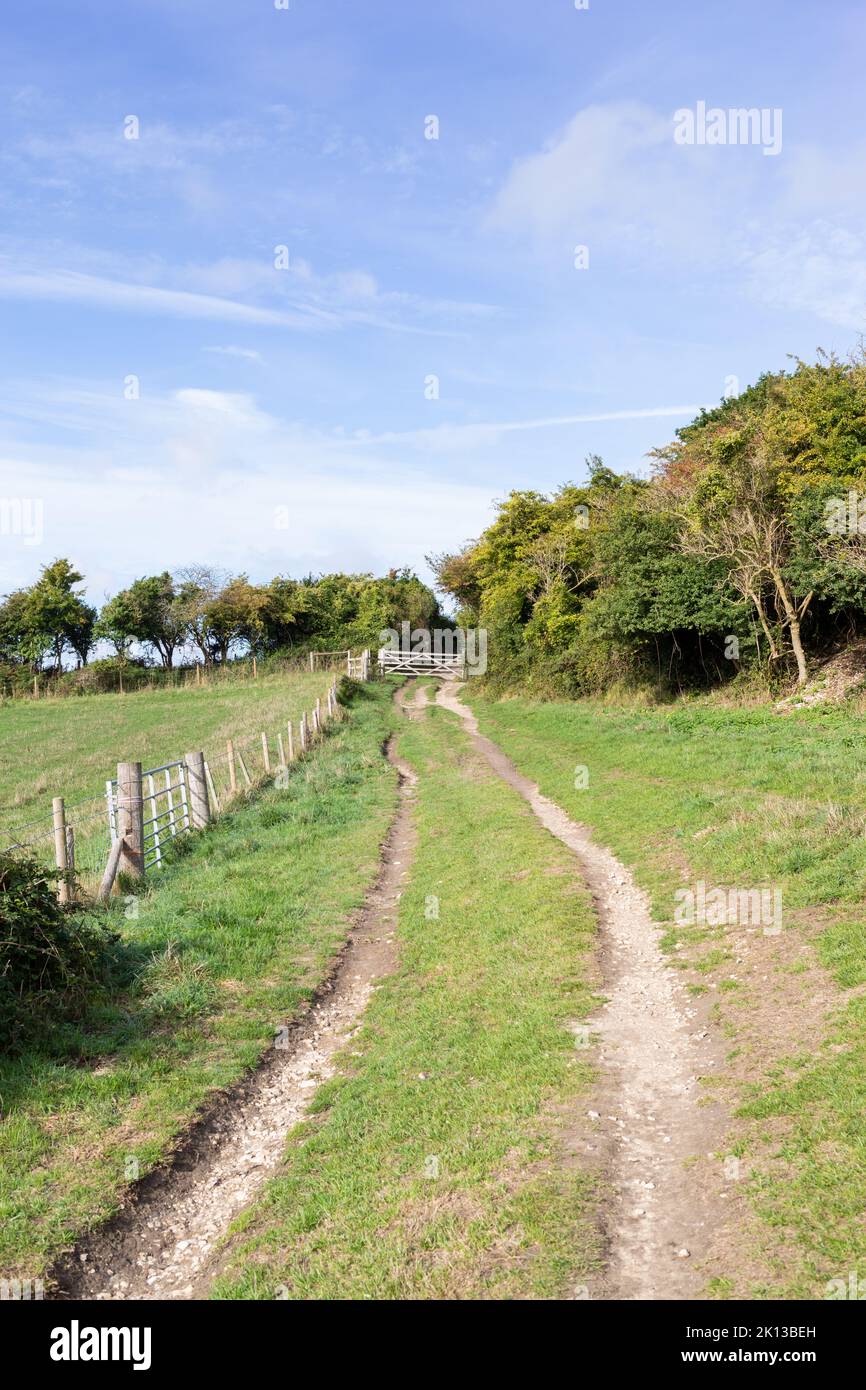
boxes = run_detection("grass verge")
[0,682,398,1281]
[211,696,599,1300]
[465,690,866,1298]
[0,671,332,888]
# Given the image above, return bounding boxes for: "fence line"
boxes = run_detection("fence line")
[1,667,367,904]
[1,651,330,705]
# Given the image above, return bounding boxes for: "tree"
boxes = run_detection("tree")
[21,559,96,671]
[174,565,229,665]
[97,574,185,668]
[653,354,866,685]
[0,589,33,665]
[205,576,271,663]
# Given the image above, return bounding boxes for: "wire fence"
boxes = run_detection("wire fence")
[0,650,343,704]
[0,668,358,902]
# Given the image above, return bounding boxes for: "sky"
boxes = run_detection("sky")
[1,0,866,607]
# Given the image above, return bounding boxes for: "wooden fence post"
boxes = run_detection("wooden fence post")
[300,713,307,753]
[309,652,314,672]
[52,796,70,904]
[237,748,252,787]
[116,762,144,880]
[252,654,258,680]
[227,740,237,795]
[184,750,210,829]
[204,760,221,814]
[277,732,286,767]
[98,836,125,904]
[287,721,294,761]
[261,731,271,774]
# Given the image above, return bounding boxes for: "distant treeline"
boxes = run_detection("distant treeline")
[0,562,444,688]
[430,351,866,697]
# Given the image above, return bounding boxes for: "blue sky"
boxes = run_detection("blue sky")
[2,0,865,604]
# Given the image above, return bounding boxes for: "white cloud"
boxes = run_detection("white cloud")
[741,224,866,331]
[0,263,328,328]
[0,382,497,599]
[359,404,709,452]
[204,345,265,364]
[0,248,495,338]
[487,99,866,331]
[487,101,739,261]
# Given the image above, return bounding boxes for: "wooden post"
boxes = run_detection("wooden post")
[196,663,202,687]
[309,652,314,672]
[287,721,294,761]
[184,750,210,829]
[52,796,70,904]
[98,836,125,904]
[316,697,321,727]
[300,713,307,753]
[277,732,286,767]
[237,748,252,787]
[261,731,271,774]
[116,762,144,880]
[312,707,319,738]
[204,760,221,814]
[33,675,38,699]
[252,654,258,680]
[227,740,237,794]
[65,825,75,877]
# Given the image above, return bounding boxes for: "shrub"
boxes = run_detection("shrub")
[0,851,122,1048]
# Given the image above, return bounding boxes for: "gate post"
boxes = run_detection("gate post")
[184,751,210,829]
[116,761,144,880]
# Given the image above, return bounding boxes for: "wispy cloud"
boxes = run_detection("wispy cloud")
[0,264,329,328]
[0,250,496,338]
[204,344,265,364]
[356,404,709,452]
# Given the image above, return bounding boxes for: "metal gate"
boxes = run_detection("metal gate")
[107,760,191,869]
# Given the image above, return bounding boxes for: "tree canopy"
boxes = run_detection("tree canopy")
[431,353,866,695]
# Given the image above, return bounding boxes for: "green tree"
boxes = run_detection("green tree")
[98,573,186,668]
[21,559,96,670]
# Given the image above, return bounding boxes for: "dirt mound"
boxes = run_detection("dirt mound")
[777,641,866,710]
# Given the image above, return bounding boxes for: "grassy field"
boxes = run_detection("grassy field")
[211,696,600,1300]
[465,690,866,1299]
[0,670,331,889]
[0,682,398,1281]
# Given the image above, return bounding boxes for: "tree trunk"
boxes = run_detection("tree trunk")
[789,617,808,686]
[771,571,808,685]
[746,588,779,658]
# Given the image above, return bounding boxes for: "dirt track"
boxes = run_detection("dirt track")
[435,681,728,1299]
[53,733,417,1301]
[52,679,728,1300]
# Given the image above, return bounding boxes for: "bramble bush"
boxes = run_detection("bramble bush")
[0,851,122,1048]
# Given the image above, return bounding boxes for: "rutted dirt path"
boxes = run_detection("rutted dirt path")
[435,682,728,1300]
[53,732,417,1301]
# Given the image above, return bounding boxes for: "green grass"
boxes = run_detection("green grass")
[0,683,398,1281]
[0,669,331,889]
[465,689,866,1298]
[211,699,600,1301]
